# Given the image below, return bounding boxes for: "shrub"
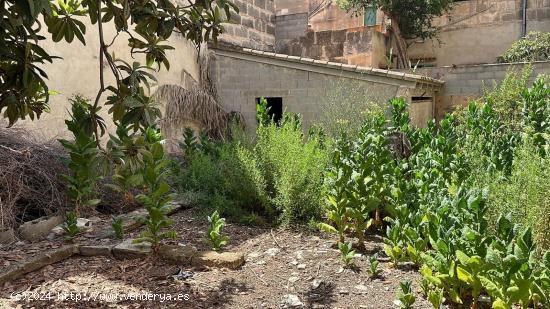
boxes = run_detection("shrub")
[176,128,270,223]
[499,31,550,63]
[255,113,329,224]
[486,139,550,253]
[58,95,104,214]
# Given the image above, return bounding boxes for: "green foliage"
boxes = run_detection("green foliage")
[396,280,416,309]
[256,97,271,126]
[0,0,236,126]
[62,211,80,241]
[427,288,445,309]
[481,65,532,130]
[368,254,382,278]
[336,0,454,40]
[499,31,550,63]
[176,129,270,223]
[486,140,550,253]
[207,210,229,251]
[522,76,550,155]
[338,242,356,267]
[133,128,176,247]
[58,96,102,214]
[112,216,124,240]
[255,112,329,224]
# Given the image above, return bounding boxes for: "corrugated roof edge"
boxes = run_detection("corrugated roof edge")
[230,47,444,86]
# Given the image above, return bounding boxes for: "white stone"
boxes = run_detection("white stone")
[265,247,280,256]
[280,294,303,308]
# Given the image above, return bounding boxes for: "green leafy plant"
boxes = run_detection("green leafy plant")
[338,242,356,267]
[0,0,236,130]
[207,210,230,251]
[133,128,177,248]
[396,280,416,309]
[368,254,382,278]
[62,211,80,241]
[59,96,103,214]
[112,216,124,240]
[256,97,271,126]
[427,288,445,309]
[179,127,200,155]
[499,31,550,63]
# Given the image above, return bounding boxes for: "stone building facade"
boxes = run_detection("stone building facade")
[408,0,550,66]
[219,0,276,51]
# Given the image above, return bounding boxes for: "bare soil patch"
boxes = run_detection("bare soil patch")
[0,208,431,308]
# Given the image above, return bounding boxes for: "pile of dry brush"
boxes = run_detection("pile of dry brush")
[0,127,68,230]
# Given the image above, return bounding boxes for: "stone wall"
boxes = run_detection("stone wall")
[408,0,550,66]
[210,48,439,130]
[275,26,387,67]
[219,0,276,51]
[412,60,550,118]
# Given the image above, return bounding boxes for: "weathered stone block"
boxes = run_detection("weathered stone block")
[0,228,15,244]
[192,251,245,269]
[241,16,254,28]
[18,215,64,241]
[158,244,198,264]
[316,31,332,45]
[254,0,266,9]
[79,245,112,256]
[112,239,151,259]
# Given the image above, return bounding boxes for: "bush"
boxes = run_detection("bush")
[176,133,270,223]
[485,139,550,254]
[499,31,550,63]
[255,113,329,224]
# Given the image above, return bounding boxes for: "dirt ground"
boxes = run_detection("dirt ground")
[0,208,432,308]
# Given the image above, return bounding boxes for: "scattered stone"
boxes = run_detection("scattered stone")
[354,284,369,294]
[384,286,390,291]
[265,247,280,256]
[192,251,245,269]
[297,263,306,270]
[290,259,298,265]
[288,276,299,283]
[256,260,266,265]
[338,289,349,295]
[280,294,303,308]
[336,267,344,274]
[158,244,198,264]
[76,218,92,231]
[353,253,362,258]
[0,245,78,285]
[295,250,304,260]
[0,228,15,244]
[17,215,64,241]
[311,279,323,289]
[247,252,261,260]
[79,245,112,256]
[112,239,151,259]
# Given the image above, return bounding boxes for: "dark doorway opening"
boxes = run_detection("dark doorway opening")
[256,97,283,124]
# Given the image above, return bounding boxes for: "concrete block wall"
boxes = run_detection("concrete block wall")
[413,60,550,118]
[219,0,276,51]
[275,13,308,41]
[210,52,403,131]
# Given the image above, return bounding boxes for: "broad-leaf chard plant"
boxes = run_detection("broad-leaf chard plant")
[207,210,230,251]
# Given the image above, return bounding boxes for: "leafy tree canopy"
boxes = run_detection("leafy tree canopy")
[336,0,454,40]
[0,0,236,129]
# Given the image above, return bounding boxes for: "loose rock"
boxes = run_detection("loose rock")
[280,294,303,308]
[112,239,151,259]
[192,251,245,269]
[17,215,64,241]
